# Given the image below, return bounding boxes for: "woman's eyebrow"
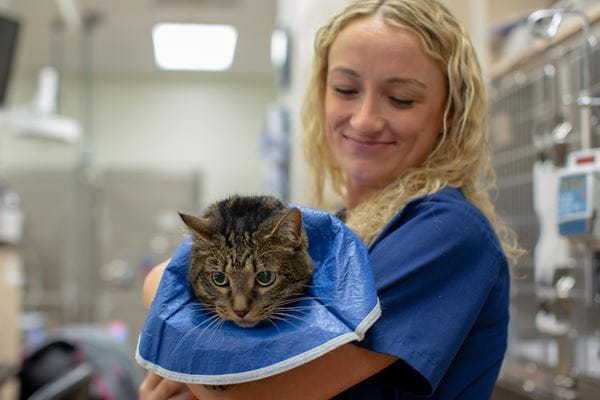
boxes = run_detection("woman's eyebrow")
[328,67,427,89]
[385,77,427,89]
[328,66,360,78]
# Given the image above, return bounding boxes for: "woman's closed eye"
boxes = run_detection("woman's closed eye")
[389,97,414,107]
[333,86,414,107]
[333,86,358,96]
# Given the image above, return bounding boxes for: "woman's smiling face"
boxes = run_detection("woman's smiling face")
[325,16,448,202]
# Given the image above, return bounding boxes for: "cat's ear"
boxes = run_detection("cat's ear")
[268,208,303,247]
[179,212,214,242]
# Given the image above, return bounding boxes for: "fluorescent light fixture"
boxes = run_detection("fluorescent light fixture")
[152,23,237,71]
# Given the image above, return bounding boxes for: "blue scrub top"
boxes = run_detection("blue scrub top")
[334,187,510,400]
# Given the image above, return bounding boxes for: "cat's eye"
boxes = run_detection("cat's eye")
[256,271,275,286]
[211,272,228,286]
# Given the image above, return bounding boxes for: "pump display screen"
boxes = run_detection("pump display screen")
[558,174,588,218]
[561,176,586,191]
[558,152,600,237]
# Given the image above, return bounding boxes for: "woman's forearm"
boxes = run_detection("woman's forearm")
[186,343,396,400]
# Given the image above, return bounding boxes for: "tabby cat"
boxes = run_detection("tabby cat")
[179,195,313,329]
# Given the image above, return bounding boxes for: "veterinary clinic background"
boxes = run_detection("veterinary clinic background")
[1,0,600,399]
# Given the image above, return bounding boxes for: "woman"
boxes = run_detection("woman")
[140,0,520,398]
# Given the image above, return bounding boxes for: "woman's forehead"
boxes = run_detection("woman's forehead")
[327,17,444,89]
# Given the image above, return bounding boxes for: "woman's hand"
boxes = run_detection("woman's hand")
[139,372,197,400]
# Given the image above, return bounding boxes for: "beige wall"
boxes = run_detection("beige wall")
[1,73,276,205]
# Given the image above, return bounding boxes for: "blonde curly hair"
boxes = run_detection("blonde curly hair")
[302,0,522,263]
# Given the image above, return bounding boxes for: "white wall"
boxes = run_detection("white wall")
[0,73,276,205]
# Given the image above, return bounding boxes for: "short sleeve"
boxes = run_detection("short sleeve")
[356,192,506,395]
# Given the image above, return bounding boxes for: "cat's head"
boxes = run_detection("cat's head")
[179,196,312,328]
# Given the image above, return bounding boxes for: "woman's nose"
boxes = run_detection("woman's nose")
[349,95,385,134]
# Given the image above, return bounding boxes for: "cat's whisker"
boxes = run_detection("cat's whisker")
[186,304,216,314]
[172,313,222,353]
[265,317,281,334]
[272,300,302,308]
[194,314,227,345]
[273,310,313,320]
[182,309,218,320]
[275,305,318,310]
[282,294,334,302]
[300,283,329,290]
[189,302,214,309]
[273,296,314,306]
[268,315,303,329]
[304,295,335,301]
[274,296,334,308]
[273,307,316,316]
[274,303,326,311]
[185,313,222,333]
[271,311,315,327]
[187,299,217,308]
[205,318,227,345]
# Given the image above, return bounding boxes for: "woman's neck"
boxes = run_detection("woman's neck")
[345,181,382,212]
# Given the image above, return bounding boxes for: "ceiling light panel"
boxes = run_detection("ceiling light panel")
[152,23,238,71]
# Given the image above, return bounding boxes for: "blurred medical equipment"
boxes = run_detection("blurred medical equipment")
[0,184,24,245]
[491,3,600,399]
[260,103,291,202]
[0,2,86,143]
[19,325,141,400]
[0,66,81,142]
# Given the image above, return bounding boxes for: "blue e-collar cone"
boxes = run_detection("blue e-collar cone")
[135,207,381,385]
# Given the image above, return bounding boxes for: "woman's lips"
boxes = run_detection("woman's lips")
[342,133,396,146]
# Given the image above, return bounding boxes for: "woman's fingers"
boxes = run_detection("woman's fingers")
[140,372,192,399]
[170,389,198,400]
[140,372,163,391]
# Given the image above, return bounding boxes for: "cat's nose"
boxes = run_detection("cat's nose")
[233,309,249,318]
[232,294,250,318]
